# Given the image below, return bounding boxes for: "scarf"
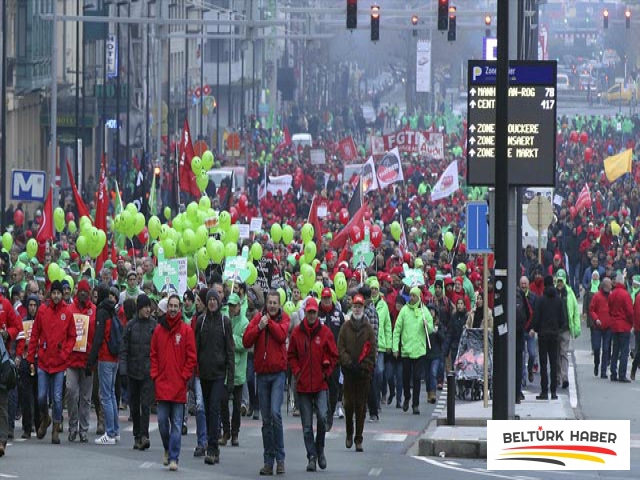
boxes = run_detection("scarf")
[590,279,600,294]
[183,304,196,325]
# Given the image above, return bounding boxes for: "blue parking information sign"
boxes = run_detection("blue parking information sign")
[11,170,47,202]
[466,201,492,253]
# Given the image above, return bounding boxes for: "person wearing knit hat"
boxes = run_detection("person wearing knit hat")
[455,263,476,310]
[554,268,580,389]
[120,291,156,450]
[392,284,433,415]
[65,275,97,443]
[26,277,76,445]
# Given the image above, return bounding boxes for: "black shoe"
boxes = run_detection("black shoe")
[346,436,353,449]
[231,433,239,447]
[306,457,317,472]
[259,464,273,476]
[515,397,521,404]
[536,393,548,400]
[355,442,363,452]
[133,437,140,450]
[528,372,534,382]
[551,393,558,400]
[601,373,608,379]
[619,377,631,383]
[79,432,88,443]
[139,436,150,450]
[204,449,217,465]
[68,431,77,443]
[181,424,188,435]
[387,393,395,405]
[561,380,569,389]
[594,365,599,376]
[412,406,420,415]
[194,446,206,457]
[318,453,327,470]
[402,399,409,412]
[518,392,525,401]
[611,375,618,382]
[253,412,260,420]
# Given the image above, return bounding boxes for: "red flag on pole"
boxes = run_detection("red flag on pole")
[330,205,367,250]
[95,154,109,272]
[178,118,201,198]
[338,136,358,162]
[36,187,54,244]
[575,184,592,212]
[307,195,324,239]
[65,159,92,221]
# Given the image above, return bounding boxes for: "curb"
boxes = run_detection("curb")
[418,423,487,458]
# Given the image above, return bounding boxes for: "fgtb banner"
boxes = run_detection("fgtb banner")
[418,132,445,159]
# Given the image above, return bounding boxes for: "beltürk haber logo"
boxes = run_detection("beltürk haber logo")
[487,420,630,470]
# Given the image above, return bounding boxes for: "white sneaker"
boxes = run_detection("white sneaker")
[169,460,178,471]
[337,406,345,419]
[115,434,120,442]
[94,433,116,445]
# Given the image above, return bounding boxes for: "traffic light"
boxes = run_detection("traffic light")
[438,0,449,31]
[603,8,609,29]
[626,9,631,29]
[411,14,418,37]
[448,6,457,42]
[370,4,380,42]
[347,0,357,30]
[485,14,491,37]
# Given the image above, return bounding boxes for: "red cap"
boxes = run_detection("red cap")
[305,298,319,312]
[77,279,91,293]
[352,294,365,305]
[554,254,561,261]
[321,288,332,298]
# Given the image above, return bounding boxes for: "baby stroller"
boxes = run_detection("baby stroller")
[453,328,493,401]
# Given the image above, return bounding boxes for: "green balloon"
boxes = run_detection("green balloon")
[187,275,198,289]
[199,196,211,211]
[444,231,455,251]
[296,275,308,295]
[191,156,202,175]
[209,239,225,264]
[201,150,214,170]
[196,247,209,270]
[182,229,196,252]
[187,202,199,221]
[282,225,294,245]
[68,220,77,234]
[187,257,196,277]
[250,243,263,261]
[54,207,65,233]
[390,221,402,241]
[162,238,177,258]
[159,224,170,241]
[304,241,317,261]
[196,169,209,192]
[334,272,347,299]
[148,216,161,239]
[219,211,231,231]
[225,242,238,258]
[226,225,240,245]
[247,263,258,285]
[125,203,137,215]
[301,223,314,243]
[195,225,209,249]
[47,263,61,282]
[283,300,296,316]
[76,235,89,256]
[277,287,286,305]
[270,223,282,243]
[301,264,315,287]
[312,281,324,298]
[134,212,146,235]
[26,238,38,259]
[1,232,12,252]
[164,206,172,221]
[79,216,92,234]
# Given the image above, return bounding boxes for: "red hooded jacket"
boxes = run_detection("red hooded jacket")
[150,311,197,403]
[287,318,338,393]
[243,309,290,374]
[66,297,96,369]
[26,299,76,374]
[0,294,23,355]
[608,284,633,333]
[589,290,611,331]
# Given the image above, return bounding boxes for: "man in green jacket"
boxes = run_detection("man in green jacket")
[392,287,434,415]
[367,278,392,404]
[219,294,249,447]
[555,270,580,389]
[456,263,476,309]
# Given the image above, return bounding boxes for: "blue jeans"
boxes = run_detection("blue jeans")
[425,357,440,393]
[194,378,207,448]
[591,328,611,376]
[384,355,403,402]
[569,261,581,296]
[610,332,631,379]
[297,390,328,460]
[257,372,286,466]
[37,369,64,423]
[98,361,119,437]
[157,401,184,463]
[526,333,538,374]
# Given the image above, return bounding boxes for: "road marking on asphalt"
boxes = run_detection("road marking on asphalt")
[368,468,383,476]
[0,475,19,479]
[373,433,407,442]
[443,460,460,466]
[139,462,154,469]
[568,357,577,409]
[412,456,541,480]
[574,349,592,365]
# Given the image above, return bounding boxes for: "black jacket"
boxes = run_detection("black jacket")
[87,298,117,368]
[194,310,235,383]
[532,286,567,337]
[119,314,157,380]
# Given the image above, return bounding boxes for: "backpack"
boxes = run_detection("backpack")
[0,339,17,391]
[106,314,124,356]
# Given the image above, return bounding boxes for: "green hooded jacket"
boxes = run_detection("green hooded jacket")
[231,313,249,386]
[373,295,393,352]
[392,301,434,359]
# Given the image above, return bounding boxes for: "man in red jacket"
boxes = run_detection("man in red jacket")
[588,277,612,379]
[150,294,197,471]
[65,280,95,443]
[26,280,76,445]
[243,290,290,476]
[608,273,633,382]
[287,297,338,472]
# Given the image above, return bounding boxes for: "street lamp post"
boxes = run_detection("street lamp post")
[126,0,131,174]
[199,8,204,140]
[75,0,81,189]
[216,11,220,151]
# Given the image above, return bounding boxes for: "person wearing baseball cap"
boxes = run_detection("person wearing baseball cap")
[392,286,434,415]
[317,287,345,428]
[337,293,376,452]
[65,279,97,443]
[288,296,338,471]
[554,269,580,389]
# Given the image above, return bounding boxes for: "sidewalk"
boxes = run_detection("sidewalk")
[418,361,578,458]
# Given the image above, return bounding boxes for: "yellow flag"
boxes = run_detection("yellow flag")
[604,149,633,183]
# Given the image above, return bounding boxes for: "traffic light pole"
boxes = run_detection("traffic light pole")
[492,0,518,421]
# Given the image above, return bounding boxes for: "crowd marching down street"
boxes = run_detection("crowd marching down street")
[2,106,640,474]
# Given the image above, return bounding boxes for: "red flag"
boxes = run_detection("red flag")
[307,195,324,239]
[575,184,592,212]
[36,187,54,244]
[65,159,92,221]
[330,205,367,250]
[178,119,201,198]
[95,154,109,272]
[338,136,358,162]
